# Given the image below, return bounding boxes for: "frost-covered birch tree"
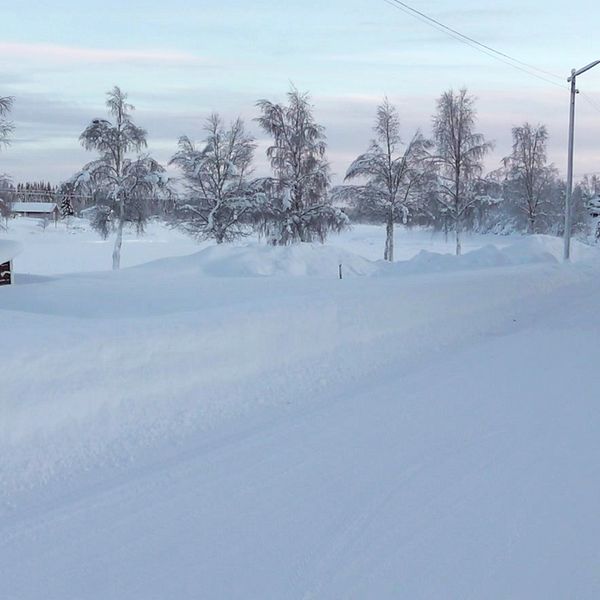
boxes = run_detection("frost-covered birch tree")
[432,88,492,255]
[0,96,14,148]
[1,96,15,226]
[254,87,347,245]
[73,87,169,269]
[340,99,431,261]
[502,123,557,233]
[170,114,256,243]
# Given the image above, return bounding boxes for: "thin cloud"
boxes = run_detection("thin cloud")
[0,42,208,66]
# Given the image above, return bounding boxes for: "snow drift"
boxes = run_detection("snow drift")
[378,234,599,276]
[0,239,22,263]
[127,234,599,281]
[136,242,378,278]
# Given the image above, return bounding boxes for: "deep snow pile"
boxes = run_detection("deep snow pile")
[0,238,22,262]
[140,242,378,278]
[1,218,528,276]
[502,233,600,263]
[136,234,599,280]
[379,234,600,276]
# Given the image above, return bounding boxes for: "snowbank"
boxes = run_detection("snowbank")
[503,233,600,263]
[378,235,599,277]
[136,235,597,281]
[138,242,378,278]
[0,239,22,263]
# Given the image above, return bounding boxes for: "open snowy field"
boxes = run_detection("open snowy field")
[2,220,600,599]
[3,216,525,275]
[2,217,200,276]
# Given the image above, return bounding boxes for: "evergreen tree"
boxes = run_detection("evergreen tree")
[60,195,75,219]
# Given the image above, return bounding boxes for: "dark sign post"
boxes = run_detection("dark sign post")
[0,261,11,286]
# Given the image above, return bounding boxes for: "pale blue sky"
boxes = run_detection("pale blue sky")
[1,0,599,183]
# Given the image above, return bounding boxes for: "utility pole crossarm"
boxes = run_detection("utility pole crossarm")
[571,59,600,80]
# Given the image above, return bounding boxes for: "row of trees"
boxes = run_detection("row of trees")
[2,87,597,267]
[335,91,584,261]
[336,90,493,260]
[68,86,347,268]
[170,93,346,247]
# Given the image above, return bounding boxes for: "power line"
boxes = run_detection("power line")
[580,91,600,115]
[383,0,567,90]
[384,0,563,80]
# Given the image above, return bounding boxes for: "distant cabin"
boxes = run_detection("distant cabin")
[11,202,60,221]
[0,240,22,286]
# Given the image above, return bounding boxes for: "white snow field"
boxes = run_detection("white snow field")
[1,220,600,599]
[2,217,200,276]
[2,216,522,275]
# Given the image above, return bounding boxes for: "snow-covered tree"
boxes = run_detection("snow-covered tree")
[580,174,600,199]
[60,194,75,225]
[1,98,14,232]
[170,114,256,243]
[60,193,75,217]
[0,187,10,230]
[432,88,492,255]
[577,174,600,239]
[1,97,14,211]
[56,180,91,215]
[339,99,432,261]
[0,96,14,148]
[254,87,347,245]
[73,87,169,269]
[501,123,557,233]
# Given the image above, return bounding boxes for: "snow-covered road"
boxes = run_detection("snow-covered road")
[1,247,600,598]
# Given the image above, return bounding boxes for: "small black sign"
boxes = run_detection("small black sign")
[0,261,11,286]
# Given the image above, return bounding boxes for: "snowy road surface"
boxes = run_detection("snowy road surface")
[1,237,600,598]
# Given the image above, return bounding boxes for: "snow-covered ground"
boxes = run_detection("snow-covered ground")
[2,217,200,275]
[1,219,600,599]
[3,216,524,275]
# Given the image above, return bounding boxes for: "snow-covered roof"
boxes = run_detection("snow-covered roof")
[587,195,600,208]
[0,239,23,262]
[11,202,58,213]
[80,205,99,215]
